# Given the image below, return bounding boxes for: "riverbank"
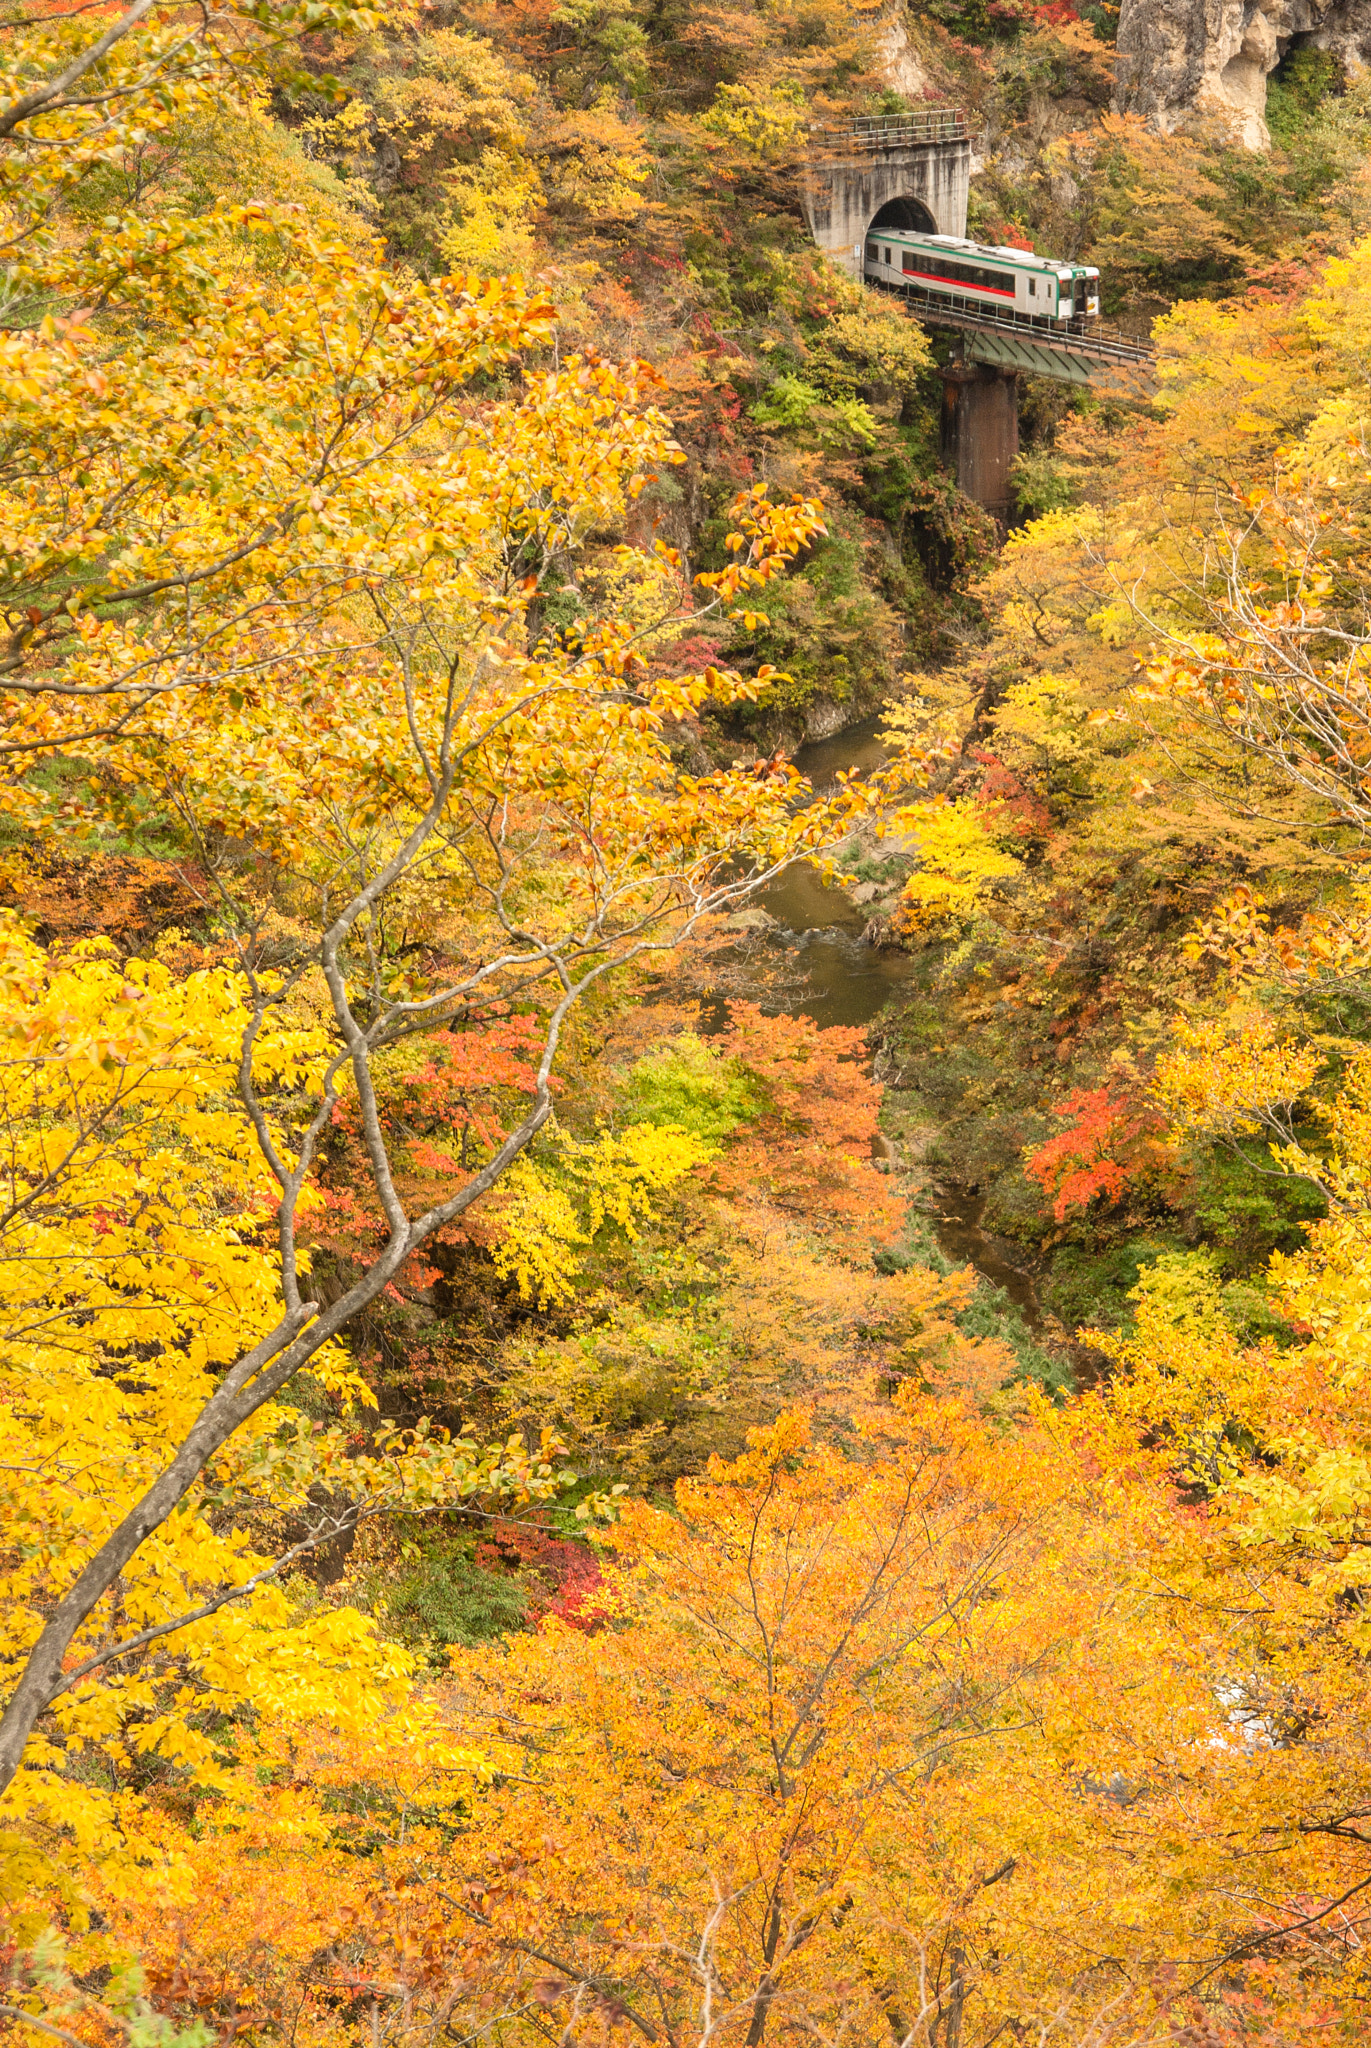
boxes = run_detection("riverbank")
[714,711,1072,1394]
[761,701,1320,1382]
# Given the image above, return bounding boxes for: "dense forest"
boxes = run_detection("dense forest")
[8,0,1371,2042]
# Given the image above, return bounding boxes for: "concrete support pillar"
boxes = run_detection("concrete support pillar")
[940,363,1020,520]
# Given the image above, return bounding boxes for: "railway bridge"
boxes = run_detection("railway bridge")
[801,114,1155,517]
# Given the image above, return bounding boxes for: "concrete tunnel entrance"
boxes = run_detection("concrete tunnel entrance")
[866,196,937,235]
[798,118,970,275]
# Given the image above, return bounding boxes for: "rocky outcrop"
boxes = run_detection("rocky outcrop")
[802,695,865,743]
[1116,0,1371,148]
[879,6,931,103]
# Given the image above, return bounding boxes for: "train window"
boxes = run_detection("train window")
[866,241,878,259]
[897,249,1015,294]
[1028,278,1035,296]
[883,246,892,264]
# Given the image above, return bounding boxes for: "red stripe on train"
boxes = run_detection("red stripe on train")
[894,268,1017,298]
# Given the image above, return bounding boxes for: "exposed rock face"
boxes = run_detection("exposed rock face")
[879,6,931,102]
[1116,0,1371,148]
[803,696,863,742]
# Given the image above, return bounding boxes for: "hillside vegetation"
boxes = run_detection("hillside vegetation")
[8,3,1371,2046]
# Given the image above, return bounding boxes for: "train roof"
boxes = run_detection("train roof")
[871,229,1096,272]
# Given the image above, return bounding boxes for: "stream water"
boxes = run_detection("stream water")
[742,715,1046,1330]
[751,716,918,1032]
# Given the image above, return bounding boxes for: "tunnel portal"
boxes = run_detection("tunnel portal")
[800,115,970,279]
[866,196,937,236]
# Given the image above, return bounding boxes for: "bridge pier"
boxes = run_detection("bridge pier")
[941,362,1019,521]
[796,111,1154,512]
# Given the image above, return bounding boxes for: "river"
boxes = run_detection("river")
[750,715,919,1031]
[739,711,1046,1330]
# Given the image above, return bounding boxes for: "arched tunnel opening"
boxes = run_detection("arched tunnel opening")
[867,196,937,236]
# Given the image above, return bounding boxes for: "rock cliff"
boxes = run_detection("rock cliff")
[1116,0,1371,147]
[880,5,931,102]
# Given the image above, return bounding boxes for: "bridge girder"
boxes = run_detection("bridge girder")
[798,115,1156,518]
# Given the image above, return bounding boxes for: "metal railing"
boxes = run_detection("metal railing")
[872,276,1155,368]
[811,109,968,148]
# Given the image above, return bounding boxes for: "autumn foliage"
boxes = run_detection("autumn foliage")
[13,4,1371,2047]
[0,0,895,1965]
[1026,1083,1173,1219]
[709,1003,905,1251]
[318,1019,548,1269]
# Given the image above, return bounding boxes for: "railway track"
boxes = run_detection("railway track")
[870,275,1157,386]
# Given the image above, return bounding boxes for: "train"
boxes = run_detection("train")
[864,229,1100,325]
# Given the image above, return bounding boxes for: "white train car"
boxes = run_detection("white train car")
[864,229,1100,324]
